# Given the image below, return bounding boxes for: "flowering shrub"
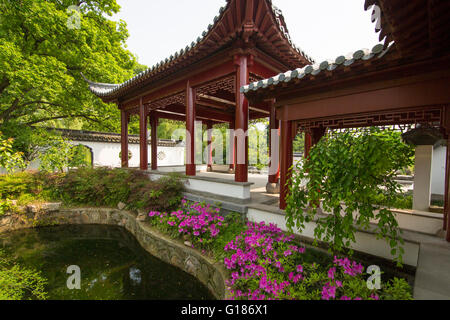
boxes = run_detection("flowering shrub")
[223,221,412,301]
[147,201,412,301]
[148,199,226,250]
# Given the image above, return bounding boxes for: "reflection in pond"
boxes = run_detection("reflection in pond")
[0,225,215,300]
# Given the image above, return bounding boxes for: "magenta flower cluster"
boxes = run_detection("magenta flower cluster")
[148,198,224,243]
[224,221,306,300]
[320,256,379,300]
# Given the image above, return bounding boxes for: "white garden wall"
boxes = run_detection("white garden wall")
[431,145,446,196]
[68,141,185,168]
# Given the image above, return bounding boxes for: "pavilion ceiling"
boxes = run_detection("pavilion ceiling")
[125,74,267,123]
[84,0,313,103]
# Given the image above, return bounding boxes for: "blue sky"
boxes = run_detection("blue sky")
[114,0,380,68]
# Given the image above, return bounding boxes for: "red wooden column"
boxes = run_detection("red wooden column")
[304,131,312,158]
[206,121,213,172]
[228,122,235,173]
[150,111,158,171]
[139,99,148,171]
[280,120,293,210]
[267,101,280,193]
[120,109,129,168]
[234,54,249,183]
[186,81,196,176]
[305,127,326,158]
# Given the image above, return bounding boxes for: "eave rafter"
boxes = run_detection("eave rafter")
[364,0,450,57]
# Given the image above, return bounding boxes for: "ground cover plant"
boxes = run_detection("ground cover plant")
[147,199,413,301]
[0,168,184,213]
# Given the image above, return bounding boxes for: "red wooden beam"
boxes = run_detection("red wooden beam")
[154,111,186,122]
[122,60,236,110]
[249,60,279,79]
[277,77,450,121]
[163,104,234,123]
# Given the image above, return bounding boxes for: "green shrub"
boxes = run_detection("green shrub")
[47,168,183,212]
[0,168,184,213]
[286,128,414,265]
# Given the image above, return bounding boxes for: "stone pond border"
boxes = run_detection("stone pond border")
[0,207,229,300]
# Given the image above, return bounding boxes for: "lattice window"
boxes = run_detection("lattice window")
[297,106,444,132]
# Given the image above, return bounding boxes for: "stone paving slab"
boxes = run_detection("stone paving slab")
[414,241,450,300]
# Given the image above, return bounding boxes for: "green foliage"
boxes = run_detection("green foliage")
[0,0,144,159]
[46,168,183,212]
[0,168,184,213]
[285,128,415,265]
[382,277,413,300]
[38,133,86,173]
[126,172,184,212]
[210,212,247,260]
[0,171,42,204]
[0,249,48,300]
[0,132,25,173]
[248,121,269,168]
[1,124,89,172]
[293,133,305,154]
[0,199,16,216]
[69,145,93,168]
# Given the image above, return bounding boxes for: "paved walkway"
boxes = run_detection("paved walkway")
[408,232,450,300]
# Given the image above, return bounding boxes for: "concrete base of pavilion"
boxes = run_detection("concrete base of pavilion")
[147,167,450,300]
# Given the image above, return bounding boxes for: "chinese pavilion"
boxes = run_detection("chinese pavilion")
[85,0,313,186]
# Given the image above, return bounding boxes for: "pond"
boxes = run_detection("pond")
[0,225,215,300]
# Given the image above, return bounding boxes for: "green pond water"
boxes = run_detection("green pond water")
[0,225,215,300]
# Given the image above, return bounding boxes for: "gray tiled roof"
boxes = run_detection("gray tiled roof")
[84,0,314,99]
[241,43,391,94]
[54,128,180,147]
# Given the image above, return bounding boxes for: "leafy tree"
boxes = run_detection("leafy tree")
[285,128,414,265]
[0,0,142,158]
